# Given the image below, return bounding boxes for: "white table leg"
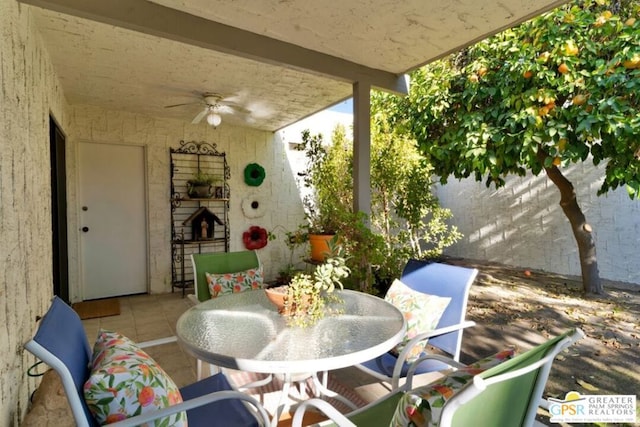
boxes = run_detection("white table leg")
[311,372,358,410]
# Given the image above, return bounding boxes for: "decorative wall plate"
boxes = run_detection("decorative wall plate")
[242,226,268,250]
[244,163,266,186]
[241,193,266,218]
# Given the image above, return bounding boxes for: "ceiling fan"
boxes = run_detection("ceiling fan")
[164,92,248,127]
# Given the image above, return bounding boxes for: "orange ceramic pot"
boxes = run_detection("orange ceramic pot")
[308,234,335,262]
[264,286,288,314]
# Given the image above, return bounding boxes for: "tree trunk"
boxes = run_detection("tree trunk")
[537,150,603,294]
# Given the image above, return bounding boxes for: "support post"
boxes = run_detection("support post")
[352,81,371,217]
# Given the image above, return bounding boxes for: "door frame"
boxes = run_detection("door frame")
[76,140,151,300]
[50,115,69,303]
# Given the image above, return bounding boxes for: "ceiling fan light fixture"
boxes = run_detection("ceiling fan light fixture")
[206,111,222,127]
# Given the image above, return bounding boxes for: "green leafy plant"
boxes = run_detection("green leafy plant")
[187,170,217,186]
[373,0,640,294]
[295,130,344,235]
[267,225,309,285]
[186,170,219,198]
[300,124,462,294]
[283,249,350,327]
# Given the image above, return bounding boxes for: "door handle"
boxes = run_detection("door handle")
[82,226,89,232]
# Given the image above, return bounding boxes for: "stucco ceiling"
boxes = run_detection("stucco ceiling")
[25,0,568,132]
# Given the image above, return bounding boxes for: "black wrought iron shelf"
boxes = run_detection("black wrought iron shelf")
[174,197,230,202]
[171,238,226,245]
[170,140,230,297]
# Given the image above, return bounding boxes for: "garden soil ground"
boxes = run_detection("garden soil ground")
[444,257,639,422]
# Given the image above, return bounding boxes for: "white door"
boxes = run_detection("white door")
[79,142,148,299]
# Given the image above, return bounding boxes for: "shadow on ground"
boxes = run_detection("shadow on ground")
[445,258,639,418]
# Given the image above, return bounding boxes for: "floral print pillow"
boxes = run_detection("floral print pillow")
[385,279,451,363]
[206,265,264,298]
[84,330,187,426]
[390,348,516,427]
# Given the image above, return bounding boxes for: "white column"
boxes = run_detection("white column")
[352,81,371,216]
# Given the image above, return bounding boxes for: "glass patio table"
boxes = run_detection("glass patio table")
[176,289,406,422]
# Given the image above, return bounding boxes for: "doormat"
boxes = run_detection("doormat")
[72,298,120,320]
[228,370,368,425]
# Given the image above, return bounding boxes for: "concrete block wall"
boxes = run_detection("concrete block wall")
[436,161,640,285]
[67,106,305,299]
[0,0,70,424]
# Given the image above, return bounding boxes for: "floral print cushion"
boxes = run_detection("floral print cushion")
[385,279,451,363]
[206,265,264,298]
[84,330,187,426]
[390,348,516,427]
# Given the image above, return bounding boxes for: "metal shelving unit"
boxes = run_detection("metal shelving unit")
[170,140,230,295]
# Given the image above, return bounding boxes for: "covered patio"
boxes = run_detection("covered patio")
[2,0,573,424]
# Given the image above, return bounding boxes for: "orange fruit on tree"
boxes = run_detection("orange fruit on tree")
[625,18,636,26]
[558,63,570,74]
[523,70,533,79]
[564,41,579,56]
[468,74,479,83]
[538,106,550,116]
[552,157,561,166]
[478,66,488,77]
[572,94,587,106]
[623,55,640,69]
[558,138,568,152]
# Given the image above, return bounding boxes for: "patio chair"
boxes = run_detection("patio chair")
[190,249,262,303]
[292,328,585,427]
[24,296,270,427]
[190,250,263,379]
[355,260,478,389]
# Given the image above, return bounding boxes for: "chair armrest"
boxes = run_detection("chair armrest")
[136,336,178,349]
[391,321,475,388]
[108,389,270,427]
[404,354,467,389]
[418,320,476,341]
[291,398,356,427]
[397,320,476,362]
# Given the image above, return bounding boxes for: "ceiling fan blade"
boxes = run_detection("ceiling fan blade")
[220,101,250,114]
[165,101,200,108]
[191,108,208,124]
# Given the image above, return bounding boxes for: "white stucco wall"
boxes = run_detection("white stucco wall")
[67,106,305,300]
[436,161,640,285]
[0,0,70,424]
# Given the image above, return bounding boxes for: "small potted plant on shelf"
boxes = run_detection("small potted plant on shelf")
[265,242,350,327]
[186,170,216,198]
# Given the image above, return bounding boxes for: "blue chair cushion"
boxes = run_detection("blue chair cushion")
[181,373,260,427]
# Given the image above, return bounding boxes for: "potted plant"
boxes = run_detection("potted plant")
[265,244,350,327]
[295,130,345,261]
[186,170,216,198]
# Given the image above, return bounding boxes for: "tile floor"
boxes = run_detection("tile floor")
[82,292,198,388]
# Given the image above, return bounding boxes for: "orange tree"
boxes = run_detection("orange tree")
[376,0,639,294]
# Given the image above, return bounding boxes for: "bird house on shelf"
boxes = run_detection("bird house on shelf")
[182,207,224,241]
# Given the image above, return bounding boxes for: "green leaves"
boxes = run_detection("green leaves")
[377,0,640,199]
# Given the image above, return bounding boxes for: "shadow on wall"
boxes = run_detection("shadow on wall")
[436,161,640,285]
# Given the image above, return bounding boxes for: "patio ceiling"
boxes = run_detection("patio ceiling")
[23,0,568,132]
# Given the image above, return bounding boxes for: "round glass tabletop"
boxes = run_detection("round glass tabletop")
[176,289,406,374]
